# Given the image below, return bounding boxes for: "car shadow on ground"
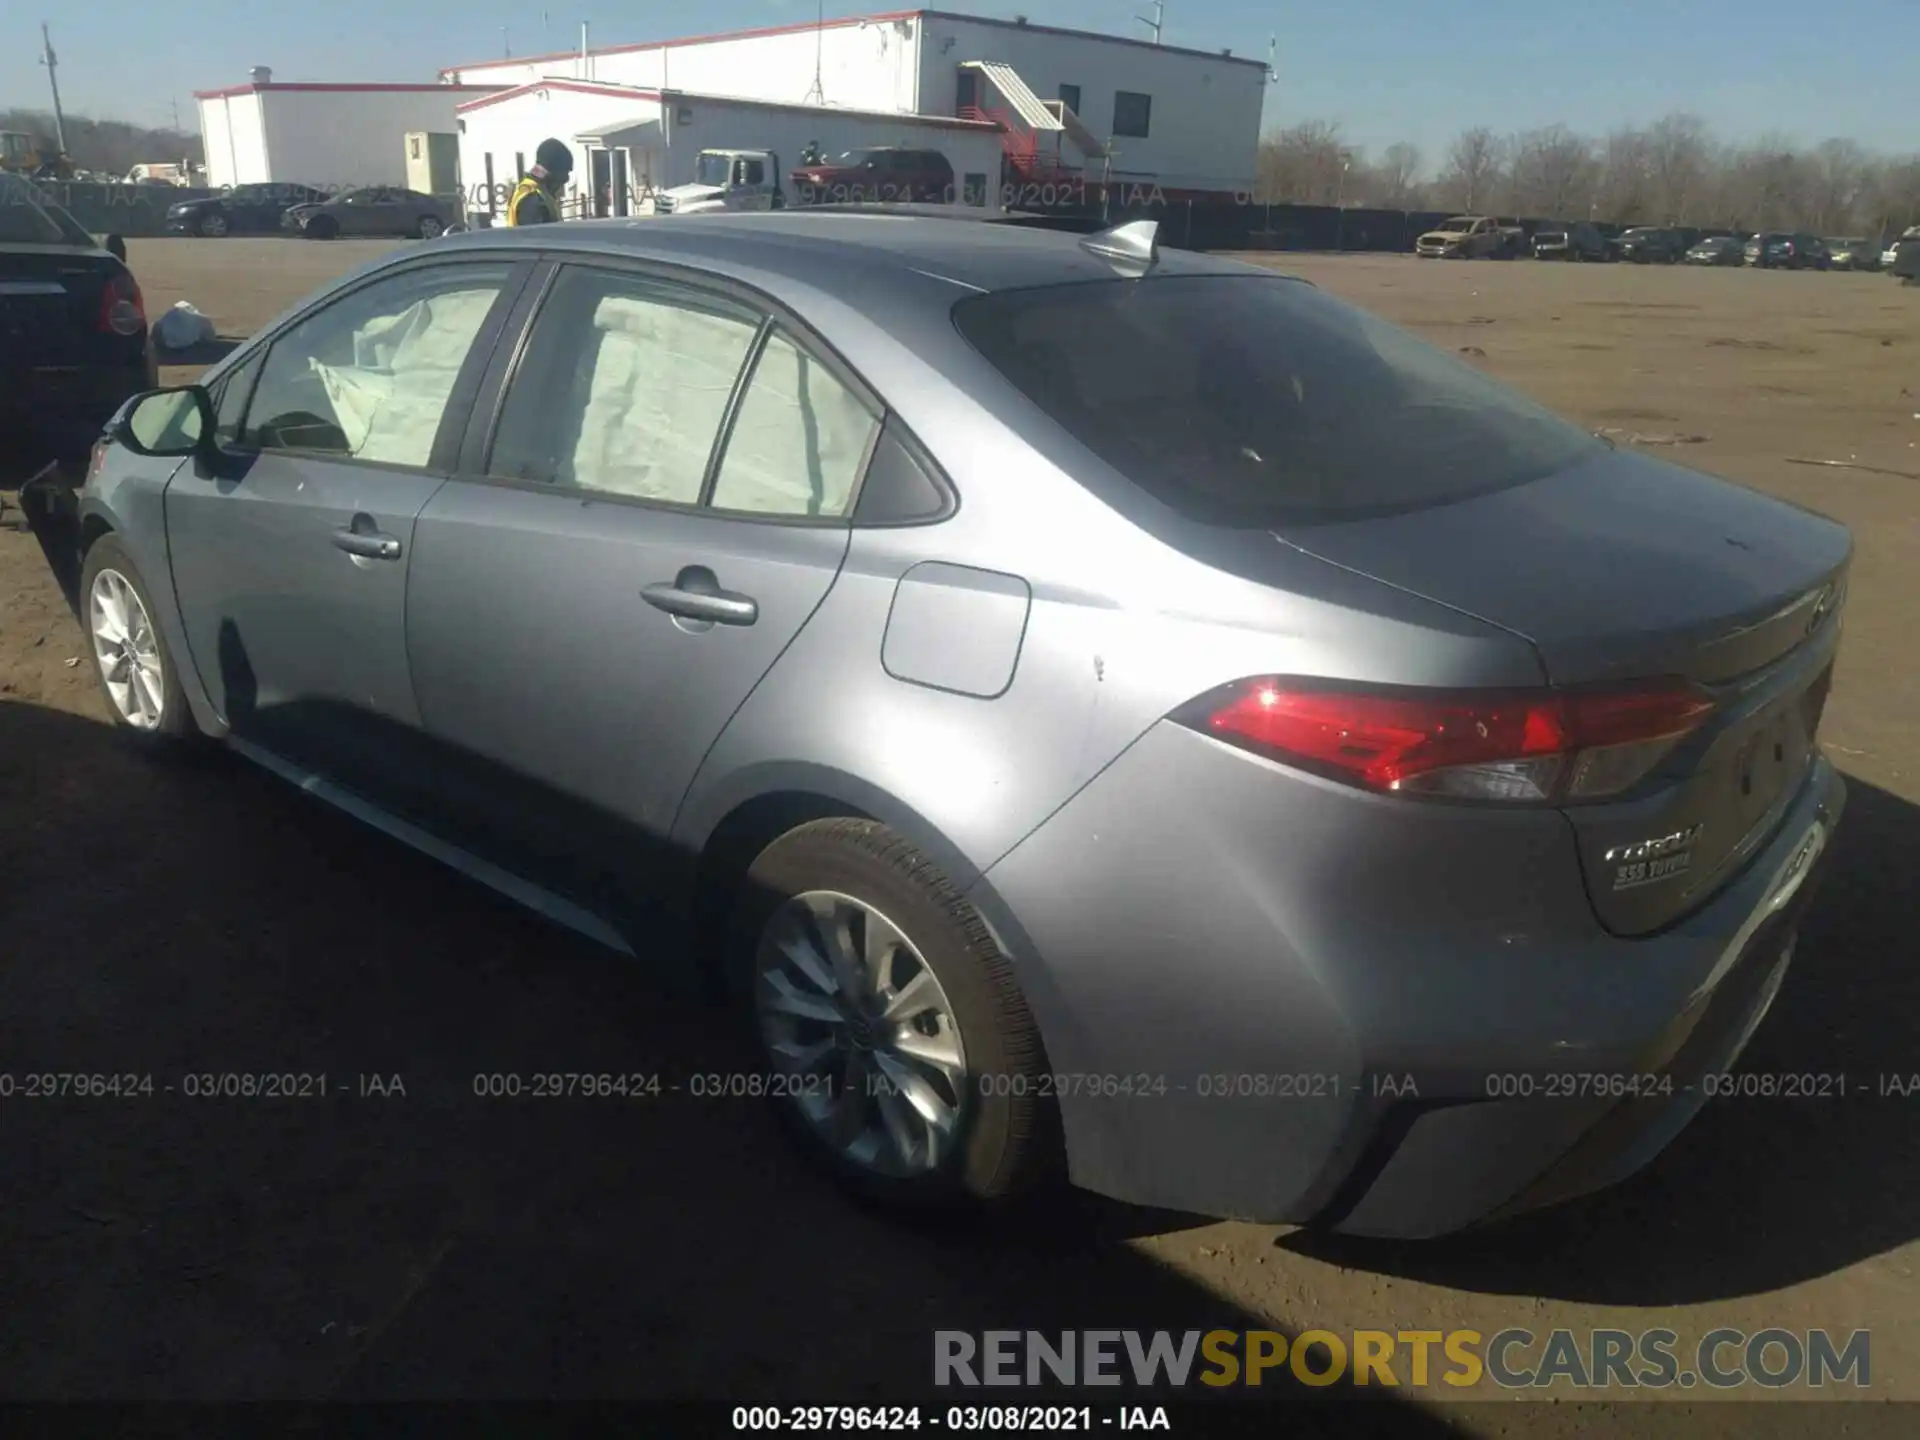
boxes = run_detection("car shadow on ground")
[1279,771,1920,1306]
[0,697,1454,1425]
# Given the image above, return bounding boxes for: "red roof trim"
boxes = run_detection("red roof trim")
[920,10,1269,69]
[438,7,1269,79]
[194,82,505,100]
[440,10,920,78]
[456,80,665,114]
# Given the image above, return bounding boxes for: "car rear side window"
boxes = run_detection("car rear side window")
[954,275,1601,526]
[708,327,880,518]
[487,266,763,505]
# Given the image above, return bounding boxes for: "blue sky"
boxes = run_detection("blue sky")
[6,0,1916,167]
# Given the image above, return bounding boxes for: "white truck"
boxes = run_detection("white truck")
[653,149,787,216]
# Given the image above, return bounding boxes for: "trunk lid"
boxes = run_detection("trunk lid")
[1,244,116,367]
[1274,446,1851,934]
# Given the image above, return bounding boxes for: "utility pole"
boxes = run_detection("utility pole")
[502,26,511,57]
[1134,0,1164,45]
[804,0,826,104]
[39,22,69,154]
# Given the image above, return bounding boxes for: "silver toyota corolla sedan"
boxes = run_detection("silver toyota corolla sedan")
[21,211,1849,1238]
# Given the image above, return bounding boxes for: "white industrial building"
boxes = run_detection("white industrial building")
[194,73,505,190]
[455,80,1009,221]
[441,9,1267,214]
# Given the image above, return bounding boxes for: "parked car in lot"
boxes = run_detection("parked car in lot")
[166,183,332,237]
[0,174,151,469]
[1414,215,1520,259]
[790,147,955,204]
[1614,227,1684,264]
[1745,232,1828,270]
[1824,237,1879,272]
[19,210,1851,1239]
[283,186,459,239]
[1683,235,1745,267]
[1530,221,1609,261]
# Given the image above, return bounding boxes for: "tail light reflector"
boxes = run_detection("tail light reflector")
[1176,678,1717,804]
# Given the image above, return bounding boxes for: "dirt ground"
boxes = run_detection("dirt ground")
[2,238,1916,1429]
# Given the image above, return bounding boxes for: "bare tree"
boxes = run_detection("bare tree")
[1646,113,1711,223]
[1,106,202,176]
[1596,127,1655,223]
[1255,119,1356,206]
[1810,138,1869,234]
[1371,142,1424,208]
[1506,125,1596,218]
[1439,127,1507,212]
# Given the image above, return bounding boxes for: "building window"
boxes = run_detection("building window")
[1058,84,1081,115]
[1112,90,1151,139]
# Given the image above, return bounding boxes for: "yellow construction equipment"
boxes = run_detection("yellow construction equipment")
[0,130,76,180]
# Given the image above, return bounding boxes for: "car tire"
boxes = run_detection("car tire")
[79,535,199,747]
[305,215,338,240]
[417,215,445,239]
[729,817,1063,1212]
[197,212,229,238]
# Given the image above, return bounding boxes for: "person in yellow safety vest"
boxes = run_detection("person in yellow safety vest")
[507,138,573,226]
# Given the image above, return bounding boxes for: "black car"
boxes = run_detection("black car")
[164,182,332,238]
[1683,234,1744,267]
[1614,226,1683,264]
[1,174,153,468]
[1745,231,1828,270]
[1531,221,1609,261]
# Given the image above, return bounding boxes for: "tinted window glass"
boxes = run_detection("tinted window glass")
[708,328,879,517]
[242,262,510,464]
[1113,91,1152,138]
[488,266,762,504]
[954,275,1601,526]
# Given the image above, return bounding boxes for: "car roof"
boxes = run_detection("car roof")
[430,210,1270,300]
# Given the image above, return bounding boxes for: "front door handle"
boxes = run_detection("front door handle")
[332,527,402,561]
[642,568,759,626]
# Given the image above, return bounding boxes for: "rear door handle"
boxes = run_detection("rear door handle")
[332,527,402,561]
[642,568,759,626]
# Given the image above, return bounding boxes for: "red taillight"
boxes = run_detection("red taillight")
[99,272,146,337]
[1179,678,1716,804]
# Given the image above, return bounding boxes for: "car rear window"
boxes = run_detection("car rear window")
[953,274,1601,526]
[0,174,93,246]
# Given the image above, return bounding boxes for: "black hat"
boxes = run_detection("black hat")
[535,138,574,174]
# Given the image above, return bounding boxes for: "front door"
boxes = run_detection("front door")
[402,261,882,920]
[610,149,630,217]
[164,258,523,795]
[590,148,612,218]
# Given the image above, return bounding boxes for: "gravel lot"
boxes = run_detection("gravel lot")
[2,237,1915,1429]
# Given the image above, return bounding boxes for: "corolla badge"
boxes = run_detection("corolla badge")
[1605,823,1705,891]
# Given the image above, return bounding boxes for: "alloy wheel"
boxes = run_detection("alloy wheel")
[88,568,165,730]
[754,890,970,1178]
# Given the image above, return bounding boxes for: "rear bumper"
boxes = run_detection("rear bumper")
[976,722,1846,1237]
[0,360,149,464]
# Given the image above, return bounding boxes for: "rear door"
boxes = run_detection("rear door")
[163,255,528,797]
[401,259,882,917]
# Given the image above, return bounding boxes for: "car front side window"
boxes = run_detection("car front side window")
[239,262,513,467]
[487,266,763,505]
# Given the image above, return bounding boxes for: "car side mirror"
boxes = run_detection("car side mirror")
[112,385,216,459]
[103,233,128,262]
